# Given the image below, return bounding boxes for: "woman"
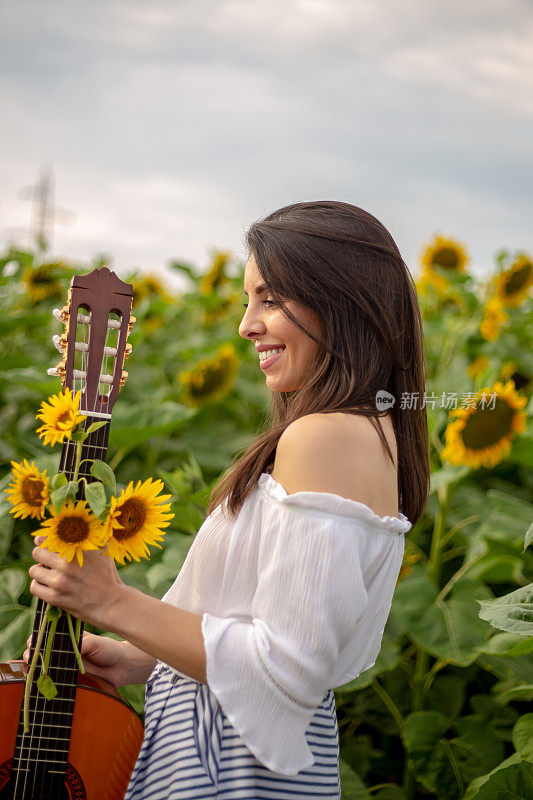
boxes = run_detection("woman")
[27,200,430,798]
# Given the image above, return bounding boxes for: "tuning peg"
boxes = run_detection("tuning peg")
[127,316,136,334]
[119,369,128,388]
[124,342,133,359]
[53,306,69,324]
[47,361,66,378]
[52,333,68,353]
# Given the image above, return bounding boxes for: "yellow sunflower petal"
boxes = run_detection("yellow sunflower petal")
[5,459,50,520]
[103,477,174,564]
[441,379,527,469]
[33,499,106,566]
[35,388,87,447]
[493,254,533,308]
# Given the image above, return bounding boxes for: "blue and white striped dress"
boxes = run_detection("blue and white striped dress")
[125,472,411,798]
[125,663,341,799]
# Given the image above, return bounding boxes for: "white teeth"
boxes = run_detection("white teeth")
[259,347,285,361]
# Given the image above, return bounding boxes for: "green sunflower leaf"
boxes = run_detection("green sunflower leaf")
[50,481,78,513]
[85,421,108,435]
[90,460,116,492]
[50,472,67,492]
[85,481,107,519]
[36,672,58,700]
[477,584,533,637]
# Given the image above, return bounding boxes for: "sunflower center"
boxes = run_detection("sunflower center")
[57,411,72,425]
[114,498,147,540]
[461,398,515,450]
[57,516,90,544]
[31,269,54,286]
[190,364,225,399]
[504,262,532,296]
[22,477,45,507]
[433,248,459,269]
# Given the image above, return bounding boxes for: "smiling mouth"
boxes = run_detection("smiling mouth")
[259,348,286,369]
[258,346,286,362]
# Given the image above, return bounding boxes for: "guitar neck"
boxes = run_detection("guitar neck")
[14,415,111,783]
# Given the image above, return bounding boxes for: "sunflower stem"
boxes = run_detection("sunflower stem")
[73,440,83,486]
[24,603,51,733]
[427,484,450,586]
[108,448,125,473]
[41,608,61,674]
[75,616,81,643]
[67,612,85,674]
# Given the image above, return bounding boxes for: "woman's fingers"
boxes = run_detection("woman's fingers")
[31,545,67,570]
[80,631,98,654]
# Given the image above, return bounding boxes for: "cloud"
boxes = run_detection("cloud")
[0,0,532,279]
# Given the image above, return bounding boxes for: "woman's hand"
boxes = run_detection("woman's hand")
[23,631,158,686]
[23,631,128,686]
[28,535,125,629]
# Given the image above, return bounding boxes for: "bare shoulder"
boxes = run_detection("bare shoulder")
[271,412,399,516]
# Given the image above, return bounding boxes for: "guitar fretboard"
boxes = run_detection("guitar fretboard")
[11,415,110,798]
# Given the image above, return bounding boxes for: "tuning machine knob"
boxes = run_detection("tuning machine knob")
[47,360,66,379]
[53,306,69,324]
[52,333,68,353]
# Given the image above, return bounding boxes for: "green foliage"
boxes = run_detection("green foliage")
[478,585,533,636]
[1,244,532,798]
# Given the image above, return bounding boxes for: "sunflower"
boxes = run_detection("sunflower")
[440,380,527,469]
[36,388,87,447]
[500,360,532,395]
[479,297,509,342]
[199,250,232,297]
[131,273,168,306]
[420,234,470,275]
[5,459,50,519]
[415,269,449,297]
[102,478,174,564]
[22,263,63,303]
[493,254,533,308]
[34,500,107,567]
[397,549,420,583]
[179,343,239,407]
[204,291,241,326]
[467,355,490,381]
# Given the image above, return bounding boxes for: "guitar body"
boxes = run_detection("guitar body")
[0,662,143,800]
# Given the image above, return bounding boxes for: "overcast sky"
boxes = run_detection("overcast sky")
[1,0,532,289]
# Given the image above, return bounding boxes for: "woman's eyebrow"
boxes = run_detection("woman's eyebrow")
[243,284,267,296]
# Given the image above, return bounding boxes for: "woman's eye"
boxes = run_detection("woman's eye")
[242,300,277,309]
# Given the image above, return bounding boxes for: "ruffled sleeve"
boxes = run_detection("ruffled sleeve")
[201,473,411,775]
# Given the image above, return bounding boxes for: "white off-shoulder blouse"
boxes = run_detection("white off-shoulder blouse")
[159,471,412,776]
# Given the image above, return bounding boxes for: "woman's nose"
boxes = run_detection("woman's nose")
[238,307,266,340]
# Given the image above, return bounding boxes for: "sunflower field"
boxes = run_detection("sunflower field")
[1,239,532,799]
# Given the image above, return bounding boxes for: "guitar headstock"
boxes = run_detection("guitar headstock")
[49,267,135,418]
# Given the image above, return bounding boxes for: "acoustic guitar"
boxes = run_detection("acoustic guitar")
[0,267,144,799]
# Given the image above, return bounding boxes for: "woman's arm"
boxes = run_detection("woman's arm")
[28,537,207,685]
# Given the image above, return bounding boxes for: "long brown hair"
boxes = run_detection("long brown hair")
[206,200,430,527]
